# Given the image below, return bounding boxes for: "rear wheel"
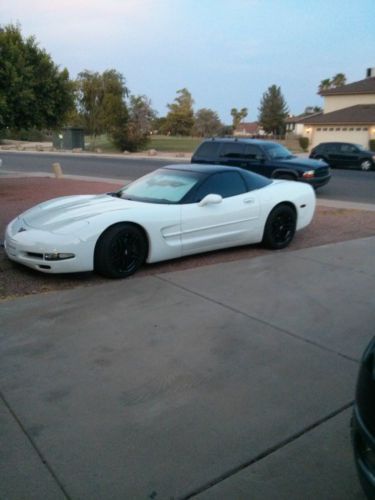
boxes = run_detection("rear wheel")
[94,223,147,278]
[360,160,372,171]
[262,204,297,249]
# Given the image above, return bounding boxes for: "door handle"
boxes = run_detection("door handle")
[244,198,255,204]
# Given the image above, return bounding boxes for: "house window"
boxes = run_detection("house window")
[329,128,334,131]
[343,128,347,131]
[349,127,354,131]
[362,127,368,131]
[356,127,361,131]
[317,128,321,131]
[323,128,328,131]
[336,128,340,131]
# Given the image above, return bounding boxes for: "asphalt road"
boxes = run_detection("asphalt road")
[1,151,375,204]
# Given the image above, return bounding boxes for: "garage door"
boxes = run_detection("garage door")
[311,127,369,148]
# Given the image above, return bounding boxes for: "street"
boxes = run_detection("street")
[1,151,375,204]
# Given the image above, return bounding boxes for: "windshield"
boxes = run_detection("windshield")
[356,144,366,151]
[263,143,293,159]
[119,169,202,204]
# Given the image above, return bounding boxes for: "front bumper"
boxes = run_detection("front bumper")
[301,173,331,188]
[4,218,94,273]
[352,406,375,499]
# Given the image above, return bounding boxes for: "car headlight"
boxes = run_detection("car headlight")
[372,155,375,162]
[302,170,315,179]
[44,252,75,261]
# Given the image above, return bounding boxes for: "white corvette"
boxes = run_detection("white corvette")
[4,164,315,278]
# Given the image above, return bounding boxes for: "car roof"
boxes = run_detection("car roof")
[196,137,279,147]
[162,163,247,174]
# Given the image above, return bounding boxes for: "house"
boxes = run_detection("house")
[301,68,375,149]
[285,107,321,136]
[233,121,264,136]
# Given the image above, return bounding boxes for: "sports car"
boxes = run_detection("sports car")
[4,164,316,278]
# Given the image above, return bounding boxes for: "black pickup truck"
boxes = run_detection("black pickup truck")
[192,138,331,189]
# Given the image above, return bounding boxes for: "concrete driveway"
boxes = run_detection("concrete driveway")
[1,237,374,499]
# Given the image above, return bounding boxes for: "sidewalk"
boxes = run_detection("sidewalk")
[1,237,373,499]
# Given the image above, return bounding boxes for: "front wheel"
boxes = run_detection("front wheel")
[94,223,147,278]
[360,160,372,171]
[262,205,297,250]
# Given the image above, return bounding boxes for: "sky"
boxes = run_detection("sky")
[1,0,374,124]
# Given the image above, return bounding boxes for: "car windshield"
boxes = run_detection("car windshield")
[119,169,202,204]
[263,143,294,159]
[356,144,366,151]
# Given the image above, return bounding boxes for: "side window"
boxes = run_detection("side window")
[244,145,264,160]
[219,143,246,158]
[195,142,221,159]
[194,172,247,201]
[340,144,357,153]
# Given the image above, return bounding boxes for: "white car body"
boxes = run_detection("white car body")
[4,166,315,274]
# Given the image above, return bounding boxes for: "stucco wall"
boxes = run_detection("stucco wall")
[324,94,375,113]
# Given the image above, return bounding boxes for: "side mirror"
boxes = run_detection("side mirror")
[198,194,223,207]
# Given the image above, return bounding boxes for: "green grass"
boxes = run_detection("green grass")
[85,135,119,153]
[148,135,202,152]
[84,134,202,153]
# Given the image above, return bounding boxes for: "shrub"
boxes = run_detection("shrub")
[369,139,375,152]
[299,136,309,151]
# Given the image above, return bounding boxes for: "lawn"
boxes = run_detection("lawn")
[148,135,202,152]
[84,134,202,153]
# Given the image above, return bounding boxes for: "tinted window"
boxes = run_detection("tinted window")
[244,144,264,160]
[241,170,272,190]
[219,142,246,158]
[324,143,339,152]
[340,144,358,153]
[193,172,247,201]
[263,143,293,159]
[194,142,220,159]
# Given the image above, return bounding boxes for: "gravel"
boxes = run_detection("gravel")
[1,176,375,301]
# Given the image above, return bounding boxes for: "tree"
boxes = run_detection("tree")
[76,69,129,145]
[193,108,223,137]
[318,78,332,93]
[0,24,74,134]
[258,85,289,135]
[331,73,346,88]
[165,88,194,135]
[115,95,156,151]
[230,107,248,130]
[318,73,347,93]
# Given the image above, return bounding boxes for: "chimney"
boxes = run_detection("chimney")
[366,67,375,78]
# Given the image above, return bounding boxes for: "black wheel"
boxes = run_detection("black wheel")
[262,204,297,250]
[94,223,147,278]
[360,159,372,171]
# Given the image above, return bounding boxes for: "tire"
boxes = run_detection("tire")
[94,223,147,278]
[360,160,372,171]
[262,204,297,250]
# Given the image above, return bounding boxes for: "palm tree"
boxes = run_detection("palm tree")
[318,78,332,93]
[331,73,347,88]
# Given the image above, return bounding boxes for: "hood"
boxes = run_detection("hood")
[272,156,328,169]
[22,194,142,232]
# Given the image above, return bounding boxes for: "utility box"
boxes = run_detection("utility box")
[52,127,85,150]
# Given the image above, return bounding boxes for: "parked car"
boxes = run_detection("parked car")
[352,336,375,499]
[310,142,375,171]
[4,164,315,278]
[191,138,331,189]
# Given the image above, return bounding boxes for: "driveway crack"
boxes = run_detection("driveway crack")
[0,390,71,500]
